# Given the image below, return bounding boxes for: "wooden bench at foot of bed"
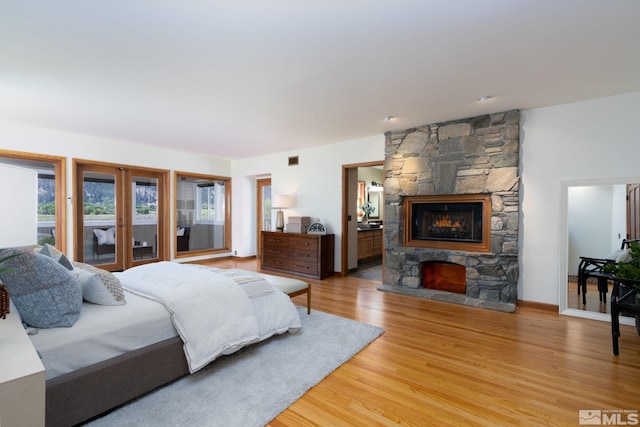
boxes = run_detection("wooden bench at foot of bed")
[245,271,311,314]
[275,280,311,314]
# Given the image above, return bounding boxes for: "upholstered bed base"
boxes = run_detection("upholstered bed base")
[46,337,188,427]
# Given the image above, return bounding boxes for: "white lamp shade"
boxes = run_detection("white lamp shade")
[272,195,294,209]
[0,165,38,248]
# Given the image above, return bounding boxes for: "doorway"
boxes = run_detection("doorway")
[74,160,168,271]
[341,161,384,279]
[561,178,640,324]
[256,178,272,258]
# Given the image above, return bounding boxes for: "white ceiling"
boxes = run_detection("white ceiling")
[1,1,639,159]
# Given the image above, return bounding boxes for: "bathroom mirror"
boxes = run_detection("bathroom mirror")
[560,178,640,323]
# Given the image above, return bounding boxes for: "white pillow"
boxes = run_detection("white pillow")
[616,249,632,263]
[93,228,116,245]
[177,227,185,236]
[72,262,126,305]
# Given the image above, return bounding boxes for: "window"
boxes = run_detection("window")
[133,178,158,224]
[196,182,225,223]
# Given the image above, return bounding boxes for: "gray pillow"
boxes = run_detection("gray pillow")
[0,248,82,328]
[39,244,74,270]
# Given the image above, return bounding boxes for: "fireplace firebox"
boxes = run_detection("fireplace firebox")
[403,194,492,252]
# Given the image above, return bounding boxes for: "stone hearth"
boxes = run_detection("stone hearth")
[378,111,520,312]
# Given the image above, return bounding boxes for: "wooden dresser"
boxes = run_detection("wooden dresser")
[261,231,335,279]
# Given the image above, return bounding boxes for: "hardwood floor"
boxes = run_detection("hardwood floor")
[203,258,640,426]
[568,281,611,313]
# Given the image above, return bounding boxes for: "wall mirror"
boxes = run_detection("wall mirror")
[560,178,640,324]
[367,191,381,219]
[174,172,231,257]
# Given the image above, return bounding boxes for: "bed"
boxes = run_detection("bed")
[0,248,303,427]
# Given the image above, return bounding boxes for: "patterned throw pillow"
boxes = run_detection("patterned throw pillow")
[39,244,74,270]
[72,262,126,305]
[0,248,82,328]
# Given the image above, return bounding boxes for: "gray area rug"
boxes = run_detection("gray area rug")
[86,308,384,427]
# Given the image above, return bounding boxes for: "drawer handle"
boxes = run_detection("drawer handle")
[294,264,310,269]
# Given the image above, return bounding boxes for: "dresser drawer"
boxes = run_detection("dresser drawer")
[289,248,317,262]
[263,256,289,270]
[264,234,289,247]
[289,237,317,251]
[263,245,288,258]
[288,259,318,276]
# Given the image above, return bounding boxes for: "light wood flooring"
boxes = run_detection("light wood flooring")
[202,258,640,427]
[568,281,611,313]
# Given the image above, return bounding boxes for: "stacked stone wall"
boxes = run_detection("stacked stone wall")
[380,110,520,312]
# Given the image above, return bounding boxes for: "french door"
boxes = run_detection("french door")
[74,161,168,271]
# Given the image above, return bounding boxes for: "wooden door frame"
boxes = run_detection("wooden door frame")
[256,178,272,258]
[173,171,232,258]
[341,161,384,277]
[73,159,169,271]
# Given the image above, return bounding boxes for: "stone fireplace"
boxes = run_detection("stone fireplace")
[379,110,520,312]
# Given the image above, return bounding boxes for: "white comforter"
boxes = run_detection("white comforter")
[118,262,301,373]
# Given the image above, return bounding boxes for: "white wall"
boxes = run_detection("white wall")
[567,185,614,274]
[611,185,627,249]
[231,135,385,269]
[520,90,640,306]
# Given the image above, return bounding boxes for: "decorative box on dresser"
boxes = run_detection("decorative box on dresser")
[261,231,335,279]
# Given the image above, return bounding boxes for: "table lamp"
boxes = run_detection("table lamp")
[272,195,294,232]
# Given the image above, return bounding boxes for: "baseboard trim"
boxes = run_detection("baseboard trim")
[516,299,558,313]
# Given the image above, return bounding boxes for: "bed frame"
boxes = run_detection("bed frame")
[44,270,310,426]
[46,337,188,427]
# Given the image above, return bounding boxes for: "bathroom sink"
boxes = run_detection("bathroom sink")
[358,223,381,230]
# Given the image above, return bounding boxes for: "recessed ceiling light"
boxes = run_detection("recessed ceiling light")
[384,115,395,122]
[477,96,492,102]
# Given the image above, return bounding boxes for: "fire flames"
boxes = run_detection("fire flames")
[433,213,462,228]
